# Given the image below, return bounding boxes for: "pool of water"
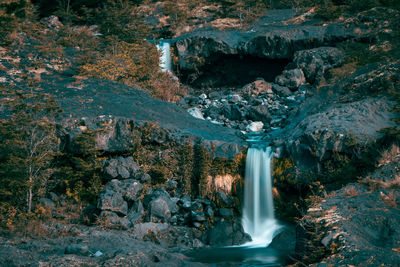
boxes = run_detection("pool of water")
[186,246,290,266]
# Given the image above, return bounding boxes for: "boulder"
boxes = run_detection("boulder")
[187,107,205,120]
[219,208,234,217]
[271,83,292,97]
[275,69,306,90]
[120,179,143,202]
[99,211,131,229]
[242,79,273,97]
[215,191,233,208]
[246,105,271,123]
[97,180,128,216]
[104,157,141,180]
[148,195,179,223]
[207,220,251,246]
[246,121,264,132]
[293,47,345,84]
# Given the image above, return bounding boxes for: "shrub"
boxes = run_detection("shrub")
[149,165,169,185]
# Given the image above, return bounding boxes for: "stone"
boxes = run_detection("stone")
[219,208,234,217]
[180,195,192,209]
[227,94,242,104]
[64,244,89,256]
[199,93,207,100]
[97,180,128,216]
[187,107,205,120]
[275,69,306,90]
[246,105,271,123]
[205,206,214,217]
[246,121,264,132]
[191,211,206,222]
[271,83,292,97]
[229,105,244,121]
[215,191,233,208]
[148,195,178,223]
[127,211,143,224]
[207,220,251,246]
[242,79,273,97]
[104,157,141,180]
[293,46,345,84]
[99,211,131,229]
[120,179,143,202]
[190,201,203,212]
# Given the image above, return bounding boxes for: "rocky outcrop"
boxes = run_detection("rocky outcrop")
[173,21,355,75]
[298,158,400,265]
[293,47,345,85]
[273,61,399,175]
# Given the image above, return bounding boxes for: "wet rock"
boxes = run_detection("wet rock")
[247,105,271,123]
[219,208,234,217]
[64,244,89,256]
[275,69,306,90]
[215,191,233,208]
[293,46,344,85]
[208,220,251,246]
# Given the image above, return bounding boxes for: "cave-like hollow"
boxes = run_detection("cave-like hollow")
[179,54,291,89]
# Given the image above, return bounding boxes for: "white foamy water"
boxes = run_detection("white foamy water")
[156,39,172,72]
[242,146,281,247]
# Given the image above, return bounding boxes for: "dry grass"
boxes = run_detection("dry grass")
[344,185,359,197]
[378,144,400,167]
[361,175,400,190]
[212,174,241,195]
[380,191,398,208]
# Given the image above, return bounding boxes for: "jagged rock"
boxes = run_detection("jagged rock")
[127,211,143,224]
[229,105,244,121]
[293,47,345,84]
[246,121,264,132]
[219,208,234,217]
[174,21,355,73]
[275,69,306,90]
[227,94,242,104]
[246,105,271,123]
[191,211,206,222]
[99,211,131,229]
[215,191,233,208]
[120,179,143,202]
[271,83,292,97]
[207,220,251,246]
[97,180,128,216]
[180,195,192,209]
[147,189,179,223]
[242,79,273,97]
[104,157,141,180]
[190,201,203,212]
[187,107,205,120]
[64,244,89,256]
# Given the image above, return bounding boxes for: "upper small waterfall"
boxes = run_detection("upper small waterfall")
[242,145,281,247]
[156,39,172,72]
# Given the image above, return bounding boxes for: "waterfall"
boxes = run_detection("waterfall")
[242,146,281,247]
[156,39,172,72]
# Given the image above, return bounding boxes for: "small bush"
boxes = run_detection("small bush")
[149,165,169,185]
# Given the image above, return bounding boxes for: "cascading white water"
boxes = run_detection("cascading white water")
[156,39,172,72]
[242,146,281,248]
